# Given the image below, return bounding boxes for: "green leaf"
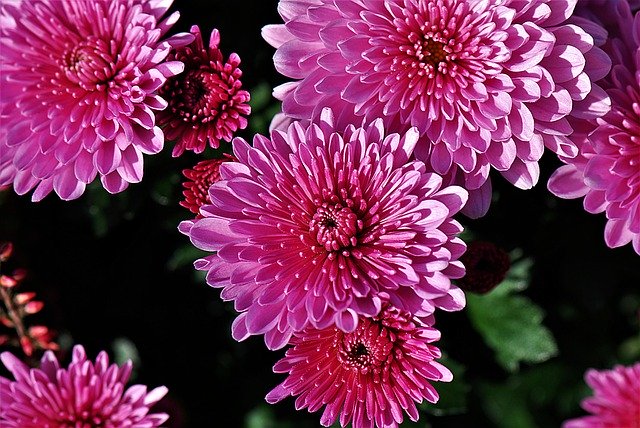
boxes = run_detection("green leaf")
[479,362,583,427]
[167,243,210,271]
[112,337,140,380]
[245,404,314,428]
[166,244,209,271]
[618,333,640,363]
[249,82,274,111]
[479,382,538,428]
[466,258,558,372]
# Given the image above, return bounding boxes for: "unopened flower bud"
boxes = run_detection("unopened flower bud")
[15,292,36,305]
[0,242,13,262]
[24,301,44,314]
[0,275,17,288]
[0,316,14,328]
[457,241,511,294]
[19,336,33,357]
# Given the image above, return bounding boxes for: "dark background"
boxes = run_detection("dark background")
[1,1,639,427]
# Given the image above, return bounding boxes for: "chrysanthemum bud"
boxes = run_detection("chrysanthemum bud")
[457,241,511,294]
[0,275,17,288]
[180,154,236,217]
[0,242,13,262]
[19,336,33,357]
[14,292,35,305]
[23,301,43,315]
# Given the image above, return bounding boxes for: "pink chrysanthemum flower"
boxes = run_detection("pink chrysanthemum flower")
[0,345,169,427]
[563,362,640,428]
[179,108,468,350]
[266,304,452,428]
[549,2,640,254]
[262,0,611,217]
[0,0,191,201]
[158,25,251,157]
[180,154,236,217]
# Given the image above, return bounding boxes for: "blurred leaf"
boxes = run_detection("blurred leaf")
[248,82,281,135]
[467,258,557,372]
[249,82,274,111]
[423,355,469,416]
[112,337,140,379]
[167,244,208,271]
[479,382,537,428]
[479,362,583,427]
[245,404,308,428]
[85,182,112,237]
[618,333,640,362]
[151,171,181,207]
[245,405,277,428]
[84,180,137,237]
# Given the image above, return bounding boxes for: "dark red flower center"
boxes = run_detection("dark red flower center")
[309,202,360,251]
[344,342,372,367]
[404,33,449,70]
[337,320,393,373]
[166,68,231,123]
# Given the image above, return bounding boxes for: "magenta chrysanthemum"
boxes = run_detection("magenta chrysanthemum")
[563,362,640,428]
[262,0,611,217]
[0,345,169,427]
[549,2,640,254]
[179,108,468,350]
[0,0,190,201]
[158,25,251,157]
[266,304,452,428]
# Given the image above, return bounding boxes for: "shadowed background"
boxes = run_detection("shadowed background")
[1,1,639,427]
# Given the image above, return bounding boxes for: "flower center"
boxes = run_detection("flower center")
[337,320,393,372]
[166,69,231,123]
[60,38,117,90]
[344,342,372,367]
[411,33,449,67]
[396,29,454,78]
[309,202,360,251]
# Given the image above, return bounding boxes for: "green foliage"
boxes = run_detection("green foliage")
[167,244,209,271]
[245,404,314,428]
[248,82,282,136]
[467,257,558,372]
[112,337,141,379]
[479,362,587,428]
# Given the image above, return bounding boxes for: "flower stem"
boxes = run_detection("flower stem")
[0,262,31,356]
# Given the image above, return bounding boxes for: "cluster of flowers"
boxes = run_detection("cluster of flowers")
[0,242,57,357]
[0,0,639,427]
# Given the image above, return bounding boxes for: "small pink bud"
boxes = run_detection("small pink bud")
[0,275,17,288]
[0,334,9,345]
[28,325,49,337]
[24,301,44,314]
[29,326,57,349]
[0,242,13,262]
[0,316,14,328]
[15,292,36,305]
[43,341,59,351]
[20,336,33,357]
